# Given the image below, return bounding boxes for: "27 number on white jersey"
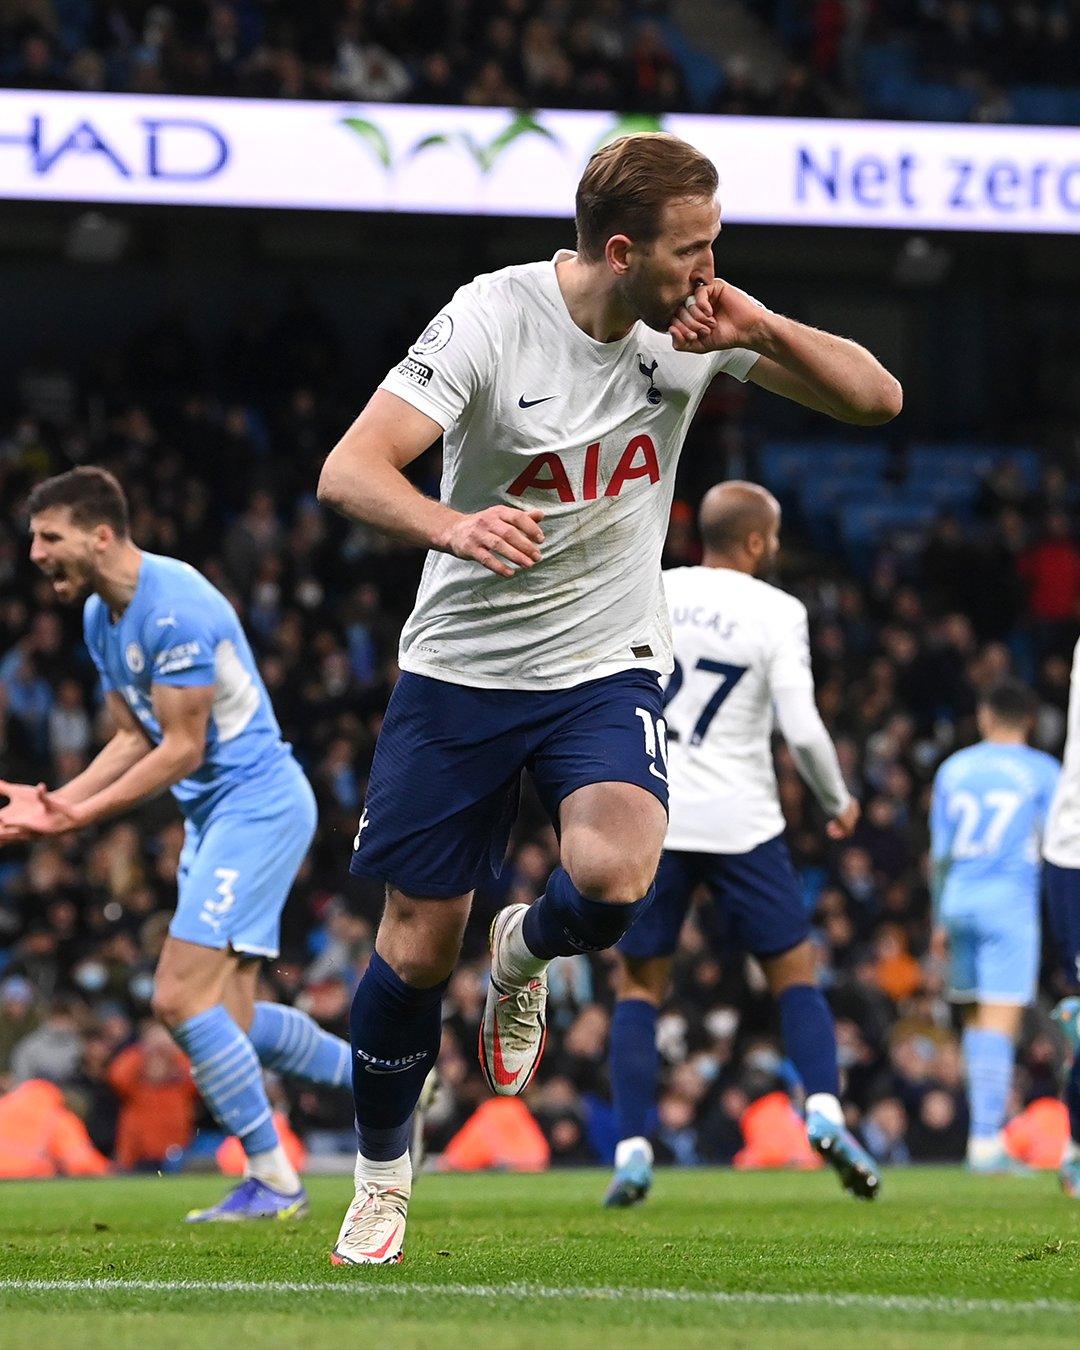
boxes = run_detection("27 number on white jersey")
[663,657,748,746]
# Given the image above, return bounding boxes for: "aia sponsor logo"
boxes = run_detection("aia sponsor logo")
[507,434,660,502]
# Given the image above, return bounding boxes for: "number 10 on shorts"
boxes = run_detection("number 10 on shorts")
[635,707,669,784]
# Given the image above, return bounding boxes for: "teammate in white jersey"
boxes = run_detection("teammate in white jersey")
[317,132,901,1264]
[605,482,878,1206]
[1043,636,1080,1197]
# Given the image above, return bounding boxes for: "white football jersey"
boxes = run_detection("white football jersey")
[380,252,758,689]
[1044,636,1080,868]
[662,566,816,854]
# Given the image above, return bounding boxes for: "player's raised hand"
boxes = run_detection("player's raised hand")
[439,505,545,578]
[0,780,84,842]
[0,779,53,844]
[826,799,861,841]
[669,280,769,355]
[35,786,87,833]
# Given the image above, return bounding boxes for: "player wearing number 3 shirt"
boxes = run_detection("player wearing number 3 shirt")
[605,481,880,1208]
[317,132,901,1264]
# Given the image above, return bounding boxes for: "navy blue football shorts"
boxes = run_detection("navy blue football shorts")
[617,833,808,961]
[1045,861,1080,989]
[350,668,668,898]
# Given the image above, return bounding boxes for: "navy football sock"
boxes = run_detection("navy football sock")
[349,950,447,1161]
[778,984,840,1100]
[521,866,654,958]
[610,998,659,1142]
[1068,1055,1080,1145]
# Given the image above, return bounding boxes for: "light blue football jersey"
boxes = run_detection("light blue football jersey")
[930,741,1060,917]
[83,552,296,817]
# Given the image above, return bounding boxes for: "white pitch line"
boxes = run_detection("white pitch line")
[1,1279,1078,1318]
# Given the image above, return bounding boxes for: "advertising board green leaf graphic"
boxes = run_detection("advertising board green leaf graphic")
[593,113,665,153]
[340,117,393,169]
[409,110,561,173]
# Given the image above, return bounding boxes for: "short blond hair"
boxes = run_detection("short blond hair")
[575,132,719,262]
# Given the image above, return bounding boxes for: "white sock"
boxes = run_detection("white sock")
[805,1093,844,1128]
[1063,1140,1080,1166]
[247,1142,301,1195]
[355,1149,411,1188]
[967,1133,1004,1164]
[615,1136,653,1169]
[496,904,549,985]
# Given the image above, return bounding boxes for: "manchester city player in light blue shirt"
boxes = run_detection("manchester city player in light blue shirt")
[930,678,1059,1173]
[0,467,352,1220]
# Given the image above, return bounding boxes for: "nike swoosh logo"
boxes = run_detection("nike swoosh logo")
[491,1004,522,1087]
[359,1226,402,1261]
[518,394,556,408]
[364,1063,419,1074]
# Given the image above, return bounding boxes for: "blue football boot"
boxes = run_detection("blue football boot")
[807,1111,881,1200]
[185,1176,309,1223]
[603,1138,654,1208]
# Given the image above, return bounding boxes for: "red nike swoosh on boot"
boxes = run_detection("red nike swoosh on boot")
[358,1227,402,1262]
[491,1011,522,1088]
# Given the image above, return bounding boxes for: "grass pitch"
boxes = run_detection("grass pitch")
[1,1168,1078,1348]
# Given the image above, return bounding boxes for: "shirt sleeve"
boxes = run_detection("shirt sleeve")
[772,684,851,819]
[81,599,113,691]
[144,606,218,688]
[767,599,848,817]
[378,283,498,432]
[765,600,814,693]
[711,345,760,383]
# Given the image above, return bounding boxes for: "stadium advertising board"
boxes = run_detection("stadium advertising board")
[2,89,1080,232]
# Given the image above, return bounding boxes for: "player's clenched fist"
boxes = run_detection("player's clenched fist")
[669,279,769,355]
[437,505,545,578]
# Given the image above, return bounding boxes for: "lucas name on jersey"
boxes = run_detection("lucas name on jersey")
[670,604,739,641]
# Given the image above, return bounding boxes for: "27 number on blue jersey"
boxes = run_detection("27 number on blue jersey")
[944,789,1025,861]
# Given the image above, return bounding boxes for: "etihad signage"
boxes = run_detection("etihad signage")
[2,89,1080,233]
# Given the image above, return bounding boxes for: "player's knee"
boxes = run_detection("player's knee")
[382,948,457,989]
[377,887,470,988]
[151,980,200,1029]
[763,939,818,995]
[567,849,658,903]
[615,957,668,1004]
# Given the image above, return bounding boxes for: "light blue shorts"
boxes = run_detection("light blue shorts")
[944,908,1039,1006]
[170,760,318,959]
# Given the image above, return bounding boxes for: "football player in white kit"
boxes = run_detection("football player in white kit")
[1043,636,1080,1197]
[605,481,878,1206]
[317,133,901,1264]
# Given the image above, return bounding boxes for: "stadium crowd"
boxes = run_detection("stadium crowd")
[4,0,1080,123]
[0,290,1077,1175]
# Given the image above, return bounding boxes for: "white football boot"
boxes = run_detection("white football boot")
[331,1156,411,1266]
[479,903,548,1096]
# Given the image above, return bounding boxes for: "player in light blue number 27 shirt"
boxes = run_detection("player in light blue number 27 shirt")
[0,467,353,1222]
[929,678,1059,1173]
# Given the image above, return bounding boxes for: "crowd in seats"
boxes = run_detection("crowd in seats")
[0,290,1077,1176]
[0,0,693,114]
[752,1,1080,123]
[6,0,1080,124]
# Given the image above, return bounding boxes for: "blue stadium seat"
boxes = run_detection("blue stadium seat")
[1008,86,1080,127]
[901,83,978,123]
